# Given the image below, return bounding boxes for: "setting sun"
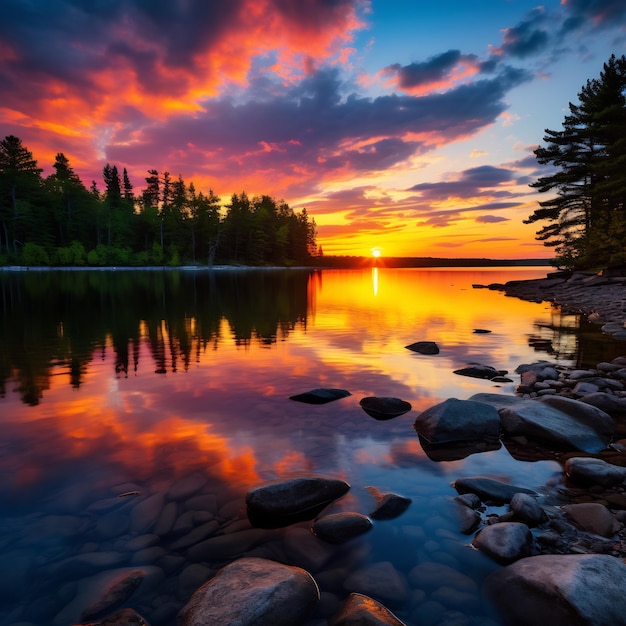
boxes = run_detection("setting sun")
[371,247,382,258]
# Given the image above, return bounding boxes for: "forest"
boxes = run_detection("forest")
[0,136,319,267]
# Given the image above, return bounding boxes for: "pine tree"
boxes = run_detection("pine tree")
[526,54,626,268]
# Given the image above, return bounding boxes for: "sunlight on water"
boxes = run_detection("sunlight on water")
[0,267,618,625]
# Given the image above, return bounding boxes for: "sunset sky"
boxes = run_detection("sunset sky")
[1,1,624,258]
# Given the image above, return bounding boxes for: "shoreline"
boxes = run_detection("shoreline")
[491,270,626,336]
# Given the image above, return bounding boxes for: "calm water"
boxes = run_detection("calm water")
[0,267,622,626]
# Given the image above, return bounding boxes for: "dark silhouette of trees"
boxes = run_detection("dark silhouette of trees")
[526,54,626,269]
[0,138,318,267]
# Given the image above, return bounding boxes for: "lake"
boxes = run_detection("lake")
[0,266,622,625]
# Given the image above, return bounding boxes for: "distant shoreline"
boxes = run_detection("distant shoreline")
[0,258,553,272]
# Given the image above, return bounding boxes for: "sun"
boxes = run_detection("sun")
[371,247,382,258]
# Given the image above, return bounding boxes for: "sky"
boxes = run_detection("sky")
[1,1,624,259]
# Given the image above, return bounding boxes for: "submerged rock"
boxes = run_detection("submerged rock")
[289,388,351,404]
[366,487,412,520]
[246,476,350,527]
[453,363,504,380]
[453,476,536,504]
[177,557,319,626]
[359,396,412,420]
[80,570,143,621]
[331,593,407,625]
[413,397,501,444]
[312,512,372,544]
[405,341,439,355]
[485,554,626,626]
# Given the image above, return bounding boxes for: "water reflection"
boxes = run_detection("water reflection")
[0,267,622,625]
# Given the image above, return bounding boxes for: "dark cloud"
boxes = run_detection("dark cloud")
[476,215,510,223]
[385,50,479,89]
[494,8,551,59]
[561,0,626,32]
[408,165,519,199]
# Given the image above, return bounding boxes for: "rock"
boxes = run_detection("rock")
[453,476,536,504]
[418,436,501,461]
[562,503,620,538]
[343,561,409,604]
[359,397,412,420]
[473,328,491,333]
[80,570,143,621]
[90,608,150,625]
[167,474,207,501]
[331,593,407,625]
[366,487,412,520]
[177,557,319,626]
[289,388,351,404]
[186,529,271,562]
[408,562,478,594]
[130,493,165,533]
[452,364,501,380]
[405,341,439,355]
[472,522,533,564]
[580,392,626,416]
[453,499,481,534]
[499,396,614,453]
[170,520,220,550]
[509,493,546,526]
[565,456,626,487]
[312,513,372,544]
[413,398,501,444]
[485,554,626,625]
[246,476,350,527]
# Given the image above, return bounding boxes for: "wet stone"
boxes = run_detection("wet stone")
[312,512,373,544]
[472,522,533,564]
[331,593,408,625]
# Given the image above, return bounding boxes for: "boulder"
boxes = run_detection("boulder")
[177,557,319,626]
[80,569,143,621]
[472,522,533,564]
[453,499,481,534]
[405,341,439,355]
[289,388,351,404]
[509,493,546,526]
[246,476,350,527]
[312,513,372,544]
[413,398,501,444]
[453,476,536,504]
[359,397,412,420]
[565,456,626,487]
[562,503,620,538]
[499,396,614,453]
[580,392,626,417]
[485,554,626,626]
[331,593,407,625]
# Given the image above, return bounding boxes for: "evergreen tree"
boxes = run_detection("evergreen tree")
[0,135,43,257]
[526,54,626,268]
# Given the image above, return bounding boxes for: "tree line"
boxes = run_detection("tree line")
[0,138,319,267]
[526,54,626,270]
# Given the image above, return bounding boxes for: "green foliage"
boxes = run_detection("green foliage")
[527,54,626,269]
[21,242,49,266]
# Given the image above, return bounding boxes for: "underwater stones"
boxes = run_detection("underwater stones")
[565,456,626,487]
[289,388,351,404]
[453,476,536,504]
[343,561,409,604]
[246,476,350,527]
[405,341,439,355]
[80,569,143,621]
[312,512,373,544]
[413,398,501,444]
[485,554,626,626]
[472,522,533,564]
[177,557,319,626]
[359,396,412,420]
[331,593,407,625]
